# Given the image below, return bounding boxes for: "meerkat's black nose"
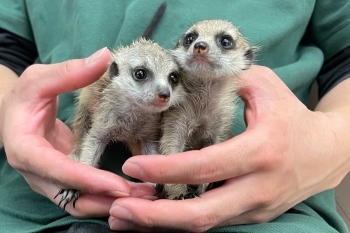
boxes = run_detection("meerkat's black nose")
[194,42,208,54]
[157,91,170,103]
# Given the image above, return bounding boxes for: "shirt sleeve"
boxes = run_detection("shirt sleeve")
[317,46,350,98]
[0,28,38,76]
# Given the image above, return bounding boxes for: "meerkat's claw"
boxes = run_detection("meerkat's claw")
[173,192,200,200]
[54,189,80,210]
[183,192,200,199]
[205,181,225,191]
[154,184,165,198]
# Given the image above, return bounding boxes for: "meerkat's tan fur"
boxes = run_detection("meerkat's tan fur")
[159,20,254,200]
[70,38,184,165]
[57,38,184,206]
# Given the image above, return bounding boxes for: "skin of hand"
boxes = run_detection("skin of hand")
[108,65,350,232]
[0,48,155,218]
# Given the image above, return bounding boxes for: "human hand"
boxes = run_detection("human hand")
[0,48,155,218]
[109,65,344,232]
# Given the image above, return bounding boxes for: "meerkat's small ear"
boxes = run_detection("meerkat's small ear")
[109,62,119,79]
[244,48,254,62]
[243,48,254,70]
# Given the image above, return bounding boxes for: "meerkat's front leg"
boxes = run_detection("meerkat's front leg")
[141,140,160,155]
[158,112,197,200]
[55,124,110,210]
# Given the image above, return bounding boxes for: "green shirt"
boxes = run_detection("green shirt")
[0,0,350,232]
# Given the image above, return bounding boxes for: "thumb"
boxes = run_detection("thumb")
[237,65,296,126]
[19,47,111,99]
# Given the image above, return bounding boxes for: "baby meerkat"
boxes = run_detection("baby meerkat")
[158,20,254,200]
[54,2,183,209]
[56,38,184,209]
[71,38,183,161]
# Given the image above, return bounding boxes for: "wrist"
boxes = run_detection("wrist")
[0,94,4,143]
[318,110,350,187]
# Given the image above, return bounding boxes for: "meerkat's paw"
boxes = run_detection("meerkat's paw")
[205,180,225,191]
[156,183,208,200]
[54,189,80,210]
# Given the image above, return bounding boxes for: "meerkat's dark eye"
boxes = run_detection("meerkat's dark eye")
[218,35,235,50]
[169,72,179,85]
[183,33,198,47]
[133,69,147,81]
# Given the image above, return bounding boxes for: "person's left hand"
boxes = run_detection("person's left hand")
[108,65,349,232]
[0,48,156,218]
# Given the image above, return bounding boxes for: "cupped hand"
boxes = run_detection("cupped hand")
[0,48,155,218]
[109,65,344,232]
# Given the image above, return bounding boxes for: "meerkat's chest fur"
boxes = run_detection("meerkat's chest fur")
[98,87,161,141]
[182,75,236,149]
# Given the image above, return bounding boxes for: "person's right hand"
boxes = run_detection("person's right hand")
[0,48,155,218]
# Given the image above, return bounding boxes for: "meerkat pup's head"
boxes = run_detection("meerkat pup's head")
[107,38,184,113]
[172,20,254,79]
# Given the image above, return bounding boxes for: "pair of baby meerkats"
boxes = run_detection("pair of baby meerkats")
[56,19,254,209]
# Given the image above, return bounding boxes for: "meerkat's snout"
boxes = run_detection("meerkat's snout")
[157,90,170,102]
[194,42,208,55]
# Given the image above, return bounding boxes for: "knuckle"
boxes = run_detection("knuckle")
[246,211,270,223]
[53,61,71,82]
[157,165,172,183]
[139,214,156,228]
[257,145,280,170]
[253,189,278,209]
[21,64,42,78]
[56,59,82,81]
[259,195,274,209]
[196,156,222,183]
[21,64,48,88]
[5,150,21,171]
[69,210,87,219]
[17,64,46,99]
[256,126,288,170]
[57,60,71,75]
[188,209,217,232]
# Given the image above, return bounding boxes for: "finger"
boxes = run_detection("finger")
[122,66,303,184]
[109,197,219,232]
[18,47,111,99]
[69,193,116,218]
[109,174,281,232]
[24,171,156,216]
[109,217,145,232]
[13,134,130,197]
[237,65,296,103]
[109,217,168,232]
[109,217,179,232]
[122,129,264,184]
[45,119,74,154]
[128,182,158,200]
[237,65,303,125]
[22,171,116,218]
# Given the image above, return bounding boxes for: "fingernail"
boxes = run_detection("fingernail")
[122,161,144,178]
[109,217,134,231]
[86,47,107,64]
[141,195,158,200]
[111,204,133,221]
[107,190,130,197]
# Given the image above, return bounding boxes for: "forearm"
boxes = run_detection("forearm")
[0,64,18,143]
[315,77,350,182]
[0,64,18,97]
